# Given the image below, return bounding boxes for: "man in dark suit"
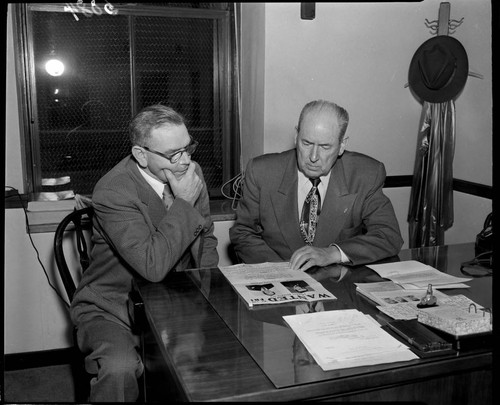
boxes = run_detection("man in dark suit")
[229,99,402,272]
[70,104,219,402]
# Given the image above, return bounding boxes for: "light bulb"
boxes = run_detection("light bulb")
[45,59,65,76]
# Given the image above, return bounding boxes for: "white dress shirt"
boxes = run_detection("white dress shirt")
[137,164,165,199]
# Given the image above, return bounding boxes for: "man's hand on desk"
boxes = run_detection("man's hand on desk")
[289,245,342,271]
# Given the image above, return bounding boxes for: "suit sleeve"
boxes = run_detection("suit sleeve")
[193,166,219,269]
[335,162,403,265]
[229,158,283,264]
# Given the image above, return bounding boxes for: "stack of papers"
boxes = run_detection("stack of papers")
[367,260,472,289]
[283,309,418,371]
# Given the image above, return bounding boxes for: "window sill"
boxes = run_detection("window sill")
[209,199,238,221]
[10,198,237,234]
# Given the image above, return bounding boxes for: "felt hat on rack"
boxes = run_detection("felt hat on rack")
[408,35,469,103]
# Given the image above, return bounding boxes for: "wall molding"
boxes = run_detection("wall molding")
[385,176,492,200]
[384,175,413,188]
[452,179,493,200]
[5,177,493,212]
[4,348,77,371]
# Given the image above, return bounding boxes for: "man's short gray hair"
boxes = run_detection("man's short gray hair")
[296,100,349,140]
[129,104,186,146]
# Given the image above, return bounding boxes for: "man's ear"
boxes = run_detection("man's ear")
[338,136,348,156]
[131,146,148,168]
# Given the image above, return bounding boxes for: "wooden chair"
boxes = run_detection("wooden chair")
[54,207,94,302]
[54,206,146,402]
[53,206,94,402]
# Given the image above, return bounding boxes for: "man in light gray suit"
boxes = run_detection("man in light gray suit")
[70,104,218,402]
[230,99,402,271]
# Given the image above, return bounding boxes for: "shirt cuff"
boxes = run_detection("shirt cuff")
[327,244,350,281]
[331,243,351,264]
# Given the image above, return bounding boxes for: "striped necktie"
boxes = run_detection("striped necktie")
[299,178,321,245]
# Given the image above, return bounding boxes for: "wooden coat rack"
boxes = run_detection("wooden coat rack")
[405,2,483,88]
[428,2,483,80]
[425,2,463,36]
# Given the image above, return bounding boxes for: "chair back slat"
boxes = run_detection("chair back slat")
[54,207,94,302]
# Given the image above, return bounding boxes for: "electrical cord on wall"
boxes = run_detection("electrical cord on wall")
[220,172,243,210]
[5,186,71,309]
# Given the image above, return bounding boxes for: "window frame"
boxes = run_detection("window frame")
[12,2,240,202]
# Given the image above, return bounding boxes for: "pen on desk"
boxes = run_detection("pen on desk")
[386,322,427,352]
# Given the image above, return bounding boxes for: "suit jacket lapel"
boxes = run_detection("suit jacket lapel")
[126,157,166,226]
[126,157,196,268]
[271,153,305,250]
[314,158,356,246]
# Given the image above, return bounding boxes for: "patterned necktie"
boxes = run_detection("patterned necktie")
[300,178,321,245]
[163,184,174,209]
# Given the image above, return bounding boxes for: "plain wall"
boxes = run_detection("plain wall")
[239,0,492,258]
[241,1,492,185]
[4,1,492,354]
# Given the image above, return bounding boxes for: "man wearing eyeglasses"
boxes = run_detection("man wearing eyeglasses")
[70,104,219,402]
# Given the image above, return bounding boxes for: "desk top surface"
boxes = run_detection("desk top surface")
[136,243,492,401]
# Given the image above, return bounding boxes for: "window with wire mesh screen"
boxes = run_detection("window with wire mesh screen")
[15,3,239,199]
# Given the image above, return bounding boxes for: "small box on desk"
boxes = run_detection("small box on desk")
[417,305,493,351]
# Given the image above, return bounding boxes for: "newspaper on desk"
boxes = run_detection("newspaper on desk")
[219,262,336,308]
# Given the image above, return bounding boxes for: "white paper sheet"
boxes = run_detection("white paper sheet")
[283,309,418,371]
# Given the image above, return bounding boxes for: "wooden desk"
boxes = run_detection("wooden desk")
[135,243,492,402]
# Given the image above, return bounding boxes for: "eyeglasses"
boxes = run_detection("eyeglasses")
[141,140,198,163]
